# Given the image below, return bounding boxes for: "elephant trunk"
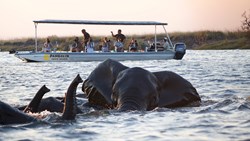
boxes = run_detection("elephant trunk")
[23,85,50,113]
[117,98,147,111]
[62,74,83,120]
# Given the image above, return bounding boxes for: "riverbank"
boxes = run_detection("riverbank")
[0,31,249,51]
[175,30,250,50]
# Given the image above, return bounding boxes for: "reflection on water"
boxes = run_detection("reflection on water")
[0,50,250,140]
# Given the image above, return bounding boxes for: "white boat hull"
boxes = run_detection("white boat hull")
[14,51,178,62]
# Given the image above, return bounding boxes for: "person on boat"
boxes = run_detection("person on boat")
[43,38,52,52]
[114,38,124,52]
[81,29,91,50]
[85,37,95,53]
[163,37,171,50]
[111,29,126,42]
[71,37,83,52]
[111,29,126,52]
[101,37,111,52]
[128,38,138,52]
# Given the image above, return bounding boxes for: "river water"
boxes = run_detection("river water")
[0,50,250,141]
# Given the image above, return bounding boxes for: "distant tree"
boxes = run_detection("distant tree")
[241,10,250,31]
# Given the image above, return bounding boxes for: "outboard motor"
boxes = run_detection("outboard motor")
[174,43,186,60]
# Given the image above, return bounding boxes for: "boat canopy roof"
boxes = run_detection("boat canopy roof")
[33,19,168,26]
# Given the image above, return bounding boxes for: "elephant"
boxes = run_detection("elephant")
[0,85,50,124]
[82,59,201,111]
[18,96,80,114]
[0,101,38,125]
[0,74,83,125]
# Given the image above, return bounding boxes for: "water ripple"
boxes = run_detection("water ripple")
[1,50,250,141]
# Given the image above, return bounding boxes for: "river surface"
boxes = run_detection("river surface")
[0,50,250,141]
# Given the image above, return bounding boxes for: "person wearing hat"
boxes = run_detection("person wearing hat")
[163,37,171,50]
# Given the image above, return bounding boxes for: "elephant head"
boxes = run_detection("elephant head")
[111,67,160,111]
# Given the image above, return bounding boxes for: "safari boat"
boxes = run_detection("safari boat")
[14,20,186,62]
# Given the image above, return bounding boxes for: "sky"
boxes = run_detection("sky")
[0,0,249,40]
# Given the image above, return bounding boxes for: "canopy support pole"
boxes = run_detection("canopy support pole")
[162,25,174,48]
[154,25,157,52]
[35,23,38,53]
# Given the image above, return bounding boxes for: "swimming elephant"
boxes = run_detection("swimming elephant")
[0,101,37,124]
[0,74,83,125]
[0,85,50,124]
[82,59,201,111]
[19,85,86,114]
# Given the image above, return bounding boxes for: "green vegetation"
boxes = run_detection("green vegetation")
[0,31,250,51]
[142,30,250,50]
[197,37,250,50]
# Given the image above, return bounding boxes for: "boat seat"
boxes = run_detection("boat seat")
[147,43,165,52]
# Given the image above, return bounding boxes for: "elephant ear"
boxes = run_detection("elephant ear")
[82,59,128,108]
[153,71,201,108]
